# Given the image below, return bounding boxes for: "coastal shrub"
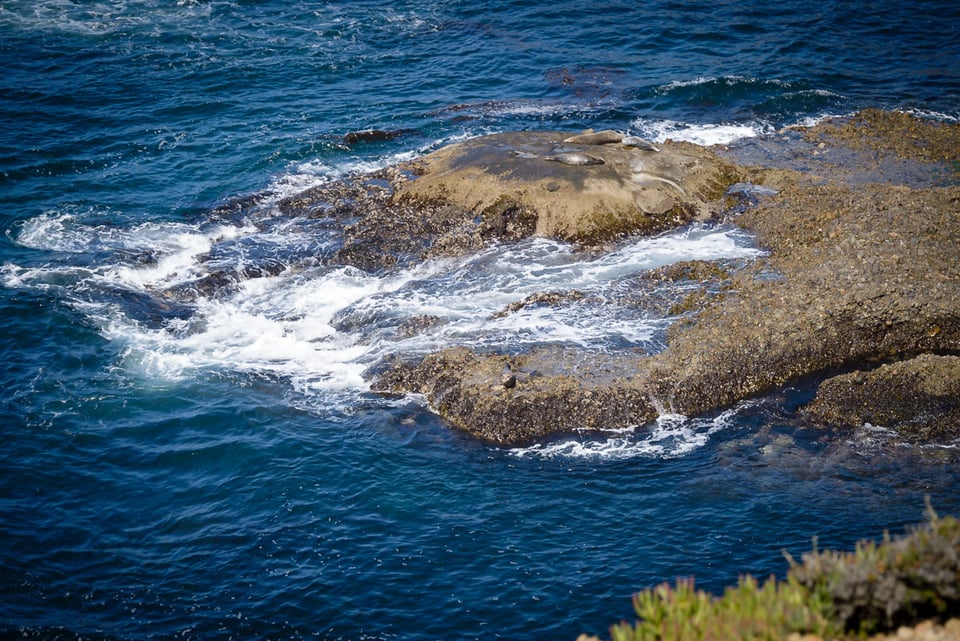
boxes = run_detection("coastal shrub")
[607,506,959,641]
[788,505,960,634]
[609,574,837,641]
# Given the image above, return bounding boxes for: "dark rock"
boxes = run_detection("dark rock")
[805,354,960,440]
[491,290,587,319]
[343,128,417,145]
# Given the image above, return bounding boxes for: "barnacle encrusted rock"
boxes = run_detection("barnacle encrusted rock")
[373,111,960,445]
[804,354,960,441]
[646,179,960,418]
[375,346,656,445]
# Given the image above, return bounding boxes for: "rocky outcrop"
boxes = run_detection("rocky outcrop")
[259,130,742,277]
[646,180,960,418]
[372,111,960,445]
[376,346,656,444]
[394,131,741,246]
[805,354,960,441]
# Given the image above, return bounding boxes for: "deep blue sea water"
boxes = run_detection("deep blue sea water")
[2,1,960,639]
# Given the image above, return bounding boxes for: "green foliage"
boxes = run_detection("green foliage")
[609,574,837,641]
[608,506,960,641]
[789,505,960,634]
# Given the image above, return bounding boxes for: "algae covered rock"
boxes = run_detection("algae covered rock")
[646,180,960,420]
[373,346,656,445]
[805,354,960,440]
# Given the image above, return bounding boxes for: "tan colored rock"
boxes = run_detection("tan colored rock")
[374,346,656,445]
[867,618,960,641]
[394,131,741,245]
[646,180,960,420]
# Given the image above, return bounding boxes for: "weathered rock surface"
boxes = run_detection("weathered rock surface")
[646,180,960,418]
[376,346,655,444]
[393,131,741,245]
[805,354,960,441]
[372,111,960,445]
[245,130,741,279]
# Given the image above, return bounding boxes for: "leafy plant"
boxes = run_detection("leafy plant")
[606,505,960,641]
[609,574,837,641]
[789,504,960,634]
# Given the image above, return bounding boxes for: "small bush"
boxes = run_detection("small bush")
[789,505,960,634]
[607,505,960,641]
[610,574,837,641]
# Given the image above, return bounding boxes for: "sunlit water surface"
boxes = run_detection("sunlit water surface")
[1,1,959,639]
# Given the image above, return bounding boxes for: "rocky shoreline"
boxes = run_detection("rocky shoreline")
[239,110,959,446]
[367,110,960,445]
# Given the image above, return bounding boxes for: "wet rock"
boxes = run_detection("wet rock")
[803,109,960,164]
[342,128,417,146]
[373,111,960,445]
[396,314,446,338]
[174,111,959,446]
[373,346,655,444]
[274,168,486,271]
[160,258,290,301]
[491,290,587,319]
[805,354,960,441]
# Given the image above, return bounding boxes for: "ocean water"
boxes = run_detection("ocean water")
[1,1,959,639]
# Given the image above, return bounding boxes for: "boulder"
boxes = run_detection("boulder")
[393,131,742,246]
[374,346,656,445]
[805,354,960,441]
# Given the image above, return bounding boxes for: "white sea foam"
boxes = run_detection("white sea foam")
[7,213,763,400]
[657,75,793,92]
[491,100,601,118]
[14,209,255,259]
[901,108,960,123]
[0,0,212,36]
[785,113,848,129]
[509,406,743,460]
[333,224,763,356]
[632,118,771,146]
[101,266,413,391]
[263,134,474,204]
